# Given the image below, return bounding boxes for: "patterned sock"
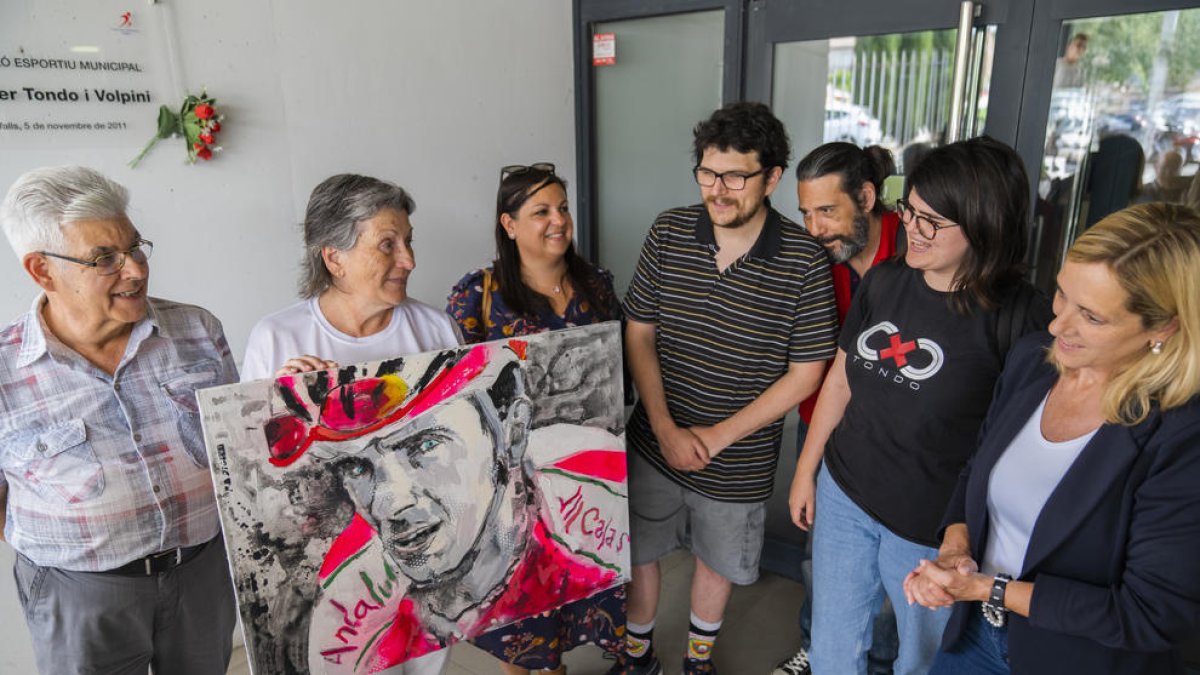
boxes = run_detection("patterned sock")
[687,612,722,662]
[624,619,655,665]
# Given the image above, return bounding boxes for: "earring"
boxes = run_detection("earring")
[1151,340,1164,355]
[508,232,516,240]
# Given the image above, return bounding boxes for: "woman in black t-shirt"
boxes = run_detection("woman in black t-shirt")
[788,137,1051,675]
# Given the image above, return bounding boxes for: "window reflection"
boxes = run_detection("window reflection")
[1035,9,1200,290]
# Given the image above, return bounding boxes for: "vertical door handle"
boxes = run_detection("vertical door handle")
[947,1,980,142]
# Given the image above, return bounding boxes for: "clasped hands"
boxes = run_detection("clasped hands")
[903,550,992,609]
[656,423,726,472]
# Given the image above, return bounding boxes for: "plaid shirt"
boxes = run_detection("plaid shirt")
[0,295,237,571]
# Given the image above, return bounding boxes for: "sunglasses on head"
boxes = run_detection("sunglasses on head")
[500,162,556,182]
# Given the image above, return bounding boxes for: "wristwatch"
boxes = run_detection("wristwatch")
[982,573,1012,627]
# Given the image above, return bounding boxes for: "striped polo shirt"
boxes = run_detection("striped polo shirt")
[624,203,837,502]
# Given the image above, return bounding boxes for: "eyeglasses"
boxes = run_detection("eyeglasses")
[500,162,556,181]
[693,167,766,191]
[895,199,960,239]
[39,239,154,276]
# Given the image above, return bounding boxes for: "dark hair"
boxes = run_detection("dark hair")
[300,174,415,298]
[901,142,935,175]
[692,101,791,172]
[795,142,895,216]
[492,168,610,320]
[904,136,1030,314]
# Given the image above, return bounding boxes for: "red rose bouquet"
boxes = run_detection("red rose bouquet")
[129,90,224,167]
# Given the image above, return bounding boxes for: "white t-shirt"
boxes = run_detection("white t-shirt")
[241,296,462,382]
[982,394,1097,577]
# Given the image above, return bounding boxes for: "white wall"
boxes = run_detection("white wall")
[0,1,576,671]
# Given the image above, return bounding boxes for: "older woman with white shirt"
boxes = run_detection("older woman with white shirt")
[242,174,459,380]
[241,173,459,675]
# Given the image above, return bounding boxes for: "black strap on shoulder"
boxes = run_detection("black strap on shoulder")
[995,282,1036,365]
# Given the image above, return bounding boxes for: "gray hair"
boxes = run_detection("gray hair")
[1,166,130,259]
[300,174,416,298]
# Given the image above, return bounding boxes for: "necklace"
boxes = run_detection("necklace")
[534,273,567,295]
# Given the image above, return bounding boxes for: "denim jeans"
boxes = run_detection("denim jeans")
[809,464,950,675]
[800,554,899,674]
[796,424,898,674]
[928,608,1009,674]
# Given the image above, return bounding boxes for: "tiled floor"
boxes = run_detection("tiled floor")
[226,551,805,675]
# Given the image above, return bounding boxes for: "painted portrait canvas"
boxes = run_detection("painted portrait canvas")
[197,323,629,675]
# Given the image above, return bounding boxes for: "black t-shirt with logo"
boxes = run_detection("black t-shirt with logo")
[824,259,1047,547]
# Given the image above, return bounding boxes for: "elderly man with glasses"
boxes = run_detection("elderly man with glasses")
[0,166,238,675]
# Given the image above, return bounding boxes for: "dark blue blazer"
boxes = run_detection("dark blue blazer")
[940,331,1200,674]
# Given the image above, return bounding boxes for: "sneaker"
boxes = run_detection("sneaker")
[604,651,663,675]
[683,656,718,674]
[771,649,811,675]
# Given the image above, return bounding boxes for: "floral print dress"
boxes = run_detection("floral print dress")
[446,264,627,669]
[448,266,622,342]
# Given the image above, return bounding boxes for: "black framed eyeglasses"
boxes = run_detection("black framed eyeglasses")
[39,239,154,276]
[693,166,766,191]
[500,162,556,181]
[895,198,960,239]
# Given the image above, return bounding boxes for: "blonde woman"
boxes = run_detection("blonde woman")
[905,203,1200,675]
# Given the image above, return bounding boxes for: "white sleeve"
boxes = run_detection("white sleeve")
[240,320,278,383]
[447,312,465,347]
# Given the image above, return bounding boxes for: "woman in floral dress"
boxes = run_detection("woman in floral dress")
[447,163,626,675]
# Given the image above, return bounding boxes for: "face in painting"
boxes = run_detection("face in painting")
[1049,260,1173,375]
[329,208,414,311]
[797,174,872,263]
[45,217,149,331]
[501,183,573,265]
[697,147,779,229]
[326,396,507,585]
[901,188,971,291]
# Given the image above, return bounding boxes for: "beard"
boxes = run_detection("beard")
[705,195,764,230]
[819,207,872,263]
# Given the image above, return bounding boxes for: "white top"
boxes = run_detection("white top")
[982,394,1098,576]
[241,296,462,382]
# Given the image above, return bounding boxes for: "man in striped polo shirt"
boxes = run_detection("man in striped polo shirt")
[613,102,837,675]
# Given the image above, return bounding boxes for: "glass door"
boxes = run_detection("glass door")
[1014,0,1200,291]
[592,10,726,294]
[573,0,743,294]
[745,0,1030,219]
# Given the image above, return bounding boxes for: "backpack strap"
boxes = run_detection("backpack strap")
[995,282,1036,365]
